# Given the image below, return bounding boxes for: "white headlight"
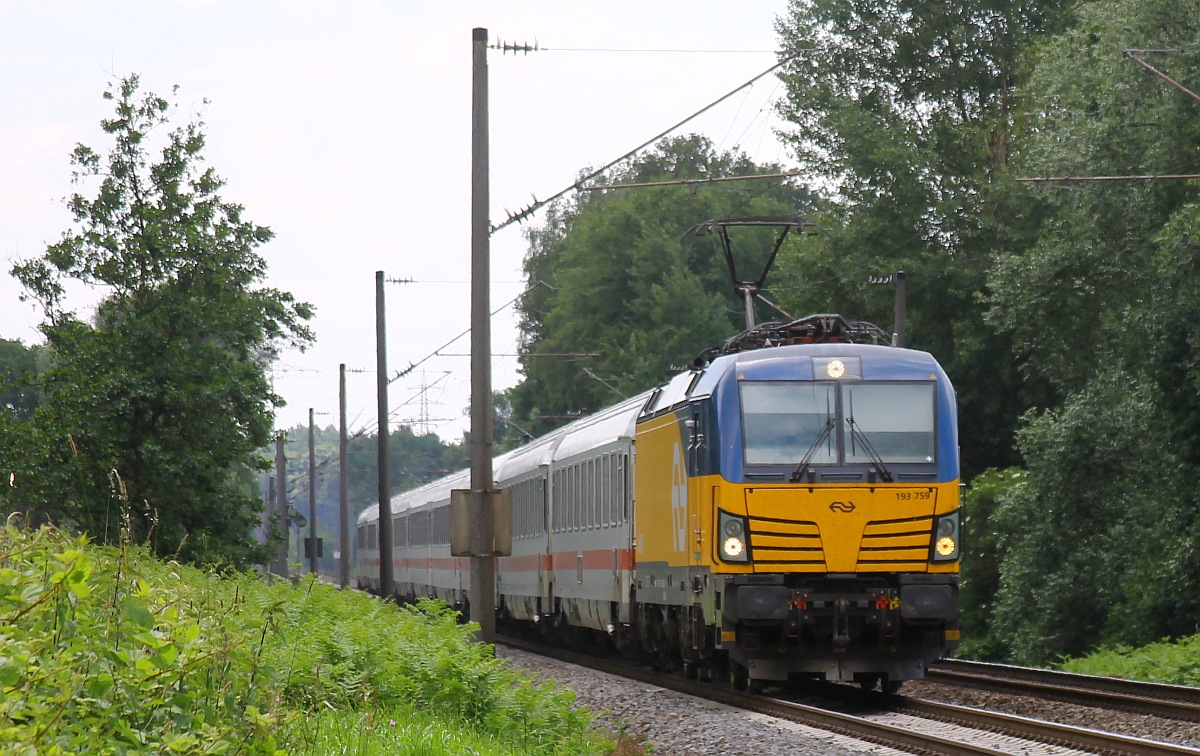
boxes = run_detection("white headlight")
[723,536,745,558]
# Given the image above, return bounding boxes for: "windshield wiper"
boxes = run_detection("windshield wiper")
[846,389,893,482]
[846,415,893,483]
[790,416,835,483]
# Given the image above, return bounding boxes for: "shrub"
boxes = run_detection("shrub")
[0,522,607,754]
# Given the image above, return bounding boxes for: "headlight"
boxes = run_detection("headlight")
[935,536,957,557]
[931,510,960,562]
[718,511,750,562]
[723,536,745,558]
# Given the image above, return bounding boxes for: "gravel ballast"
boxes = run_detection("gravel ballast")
[497,647,1200,755]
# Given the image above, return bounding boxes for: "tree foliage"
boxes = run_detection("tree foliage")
[771,0,1068,479]
[0,338,40,418]
[4,75,314,567]
[978,0,1200,662]
[766,0,1200,663]
[511,135,813,436]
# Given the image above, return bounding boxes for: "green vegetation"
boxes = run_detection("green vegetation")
[0,521,609,754]
[511,134,813,438]
[2,74,314,568]
[766,0,1200,665]
[1059,634,1200,687]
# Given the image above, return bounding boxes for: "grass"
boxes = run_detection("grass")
[289,706,517,755]
[0,520,620,754]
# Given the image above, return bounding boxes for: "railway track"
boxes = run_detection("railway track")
[928,658,1200,722]
[498,635,1200,755]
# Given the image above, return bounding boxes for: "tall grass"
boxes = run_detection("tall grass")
[0,520,611,754]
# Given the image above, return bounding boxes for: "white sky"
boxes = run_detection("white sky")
[1,1,795,443]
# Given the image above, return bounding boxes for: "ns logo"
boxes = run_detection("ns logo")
[671,441,687,551]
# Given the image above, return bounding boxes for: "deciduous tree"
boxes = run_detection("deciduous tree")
[512,135,812,436]
[7,75,313,566]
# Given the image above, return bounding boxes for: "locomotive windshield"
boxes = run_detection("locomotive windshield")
[742,383,837,465]
[844,384,936,464]
[740,381,936,466]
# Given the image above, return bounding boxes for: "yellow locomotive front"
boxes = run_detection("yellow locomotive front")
[633,337,961,693]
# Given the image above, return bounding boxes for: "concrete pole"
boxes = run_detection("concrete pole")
[376,270,395,598]
[339,363,350,589]
[273,435,289,577]
[308,407,318,575]
[470,26,496,642]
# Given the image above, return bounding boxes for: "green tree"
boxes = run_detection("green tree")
[957,468,1024,661]
[771,0,1068,479]
[512,135,812,436]
[980,0,1200,662]
[6,75,313,566]
[0,337,40,418]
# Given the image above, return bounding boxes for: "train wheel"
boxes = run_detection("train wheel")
[682,661,699,681]
[858,675,880,692]
[883,678,903,696]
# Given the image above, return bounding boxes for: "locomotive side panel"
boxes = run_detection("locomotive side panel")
[633,409,694,607]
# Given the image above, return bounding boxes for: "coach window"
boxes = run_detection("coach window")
[368,523,377,549]
[571,465,579,531]
[604,456,614,528]
[521,481,529,537]
[559,470,567,533]
[552,471,561,533]
[357,525,365,549]
[575,464,583,531]
[576,463,584,530]
[579,464,586,530]
[559,469,567,532]
[523,480,534,538]
[583,462,591,530]
[600,456,609,527]
[434,506,449,546]
[587,459,596,529]
[538,478,547,535]
[515,482,525,539]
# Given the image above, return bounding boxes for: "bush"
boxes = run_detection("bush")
[0,522,606,754]
[1059,633,1200,686]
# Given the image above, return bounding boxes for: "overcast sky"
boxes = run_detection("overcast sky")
[1,1,795,443]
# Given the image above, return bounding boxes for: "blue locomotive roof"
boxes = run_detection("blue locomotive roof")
[700,342,959,483]
[714,342,944,383]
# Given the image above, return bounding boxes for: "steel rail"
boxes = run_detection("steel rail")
[497,635,1198,755]
[928,659,1200,722]
[888,695,1200,756]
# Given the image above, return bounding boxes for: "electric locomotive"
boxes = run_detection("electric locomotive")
[355,313,961,693]
[631,314,960,692]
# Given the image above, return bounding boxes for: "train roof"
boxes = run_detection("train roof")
[356,340,951,526]
[357,466,472,524]
[549,389,652,462]
[699,342,942,387]
[495,389,653,482]
[357,391,654,525]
